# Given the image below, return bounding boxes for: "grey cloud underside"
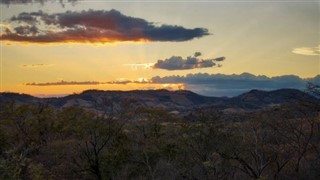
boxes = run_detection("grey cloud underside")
[2,9,209,43]
[14,25,39,35]
[152,73,320,96]
[153,53,225,70]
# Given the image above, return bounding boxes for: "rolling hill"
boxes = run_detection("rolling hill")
[0,89,318,113]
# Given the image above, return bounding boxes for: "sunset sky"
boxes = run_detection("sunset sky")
[0,0,319,97]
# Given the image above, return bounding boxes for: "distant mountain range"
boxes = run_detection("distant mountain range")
[0,89,318,113]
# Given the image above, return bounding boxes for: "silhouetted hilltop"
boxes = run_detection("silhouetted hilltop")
[0,92,39,105]
[0,89,318,112]
[47,89,222,111]
[222,88,317,110]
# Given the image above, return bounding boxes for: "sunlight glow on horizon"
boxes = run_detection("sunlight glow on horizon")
[0,1,319,96]
[3,82,186,98]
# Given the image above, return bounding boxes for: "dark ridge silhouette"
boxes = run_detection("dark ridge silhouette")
[0,92,39,105]
[0,89,318,112]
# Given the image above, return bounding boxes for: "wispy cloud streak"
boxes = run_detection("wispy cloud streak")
[25,80,101,86]
[292,45,320,56]
[0,0,80,6]
[24,77,153,86]
[21,64,54,68]
[124,63,155,70]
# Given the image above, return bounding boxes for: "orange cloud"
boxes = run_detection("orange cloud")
[1,9,209,44]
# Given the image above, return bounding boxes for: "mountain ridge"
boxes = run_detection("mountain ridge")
[0,88,318,112]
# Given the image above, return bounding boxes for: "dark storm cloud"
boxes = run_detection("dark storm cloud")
[10,12,41,24]
[14,25,39,35]
[153,52,225,70]
[151,73,319,96]
[1,9,209,44]
[143,26,208,42]
[213,56,225,62]
[194,52,202,57]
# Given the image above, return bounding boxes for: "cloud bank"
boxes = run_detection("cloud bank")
[292,45,320,56]
[1,9,209,44]
[24,78,151,86]
[24,73,320,96]
[153,52,225,70]
[152,73,320,96]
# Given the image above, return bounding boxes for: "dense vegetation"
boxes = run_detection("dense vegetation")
[0,89,319,179]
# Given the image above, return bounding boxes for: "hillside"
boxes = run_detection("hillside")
[1,88,319,179]
[0,89,318,113]
[219,88,318,110]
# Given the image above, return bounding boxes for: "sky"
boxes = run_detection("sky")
[0,0,319,97]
